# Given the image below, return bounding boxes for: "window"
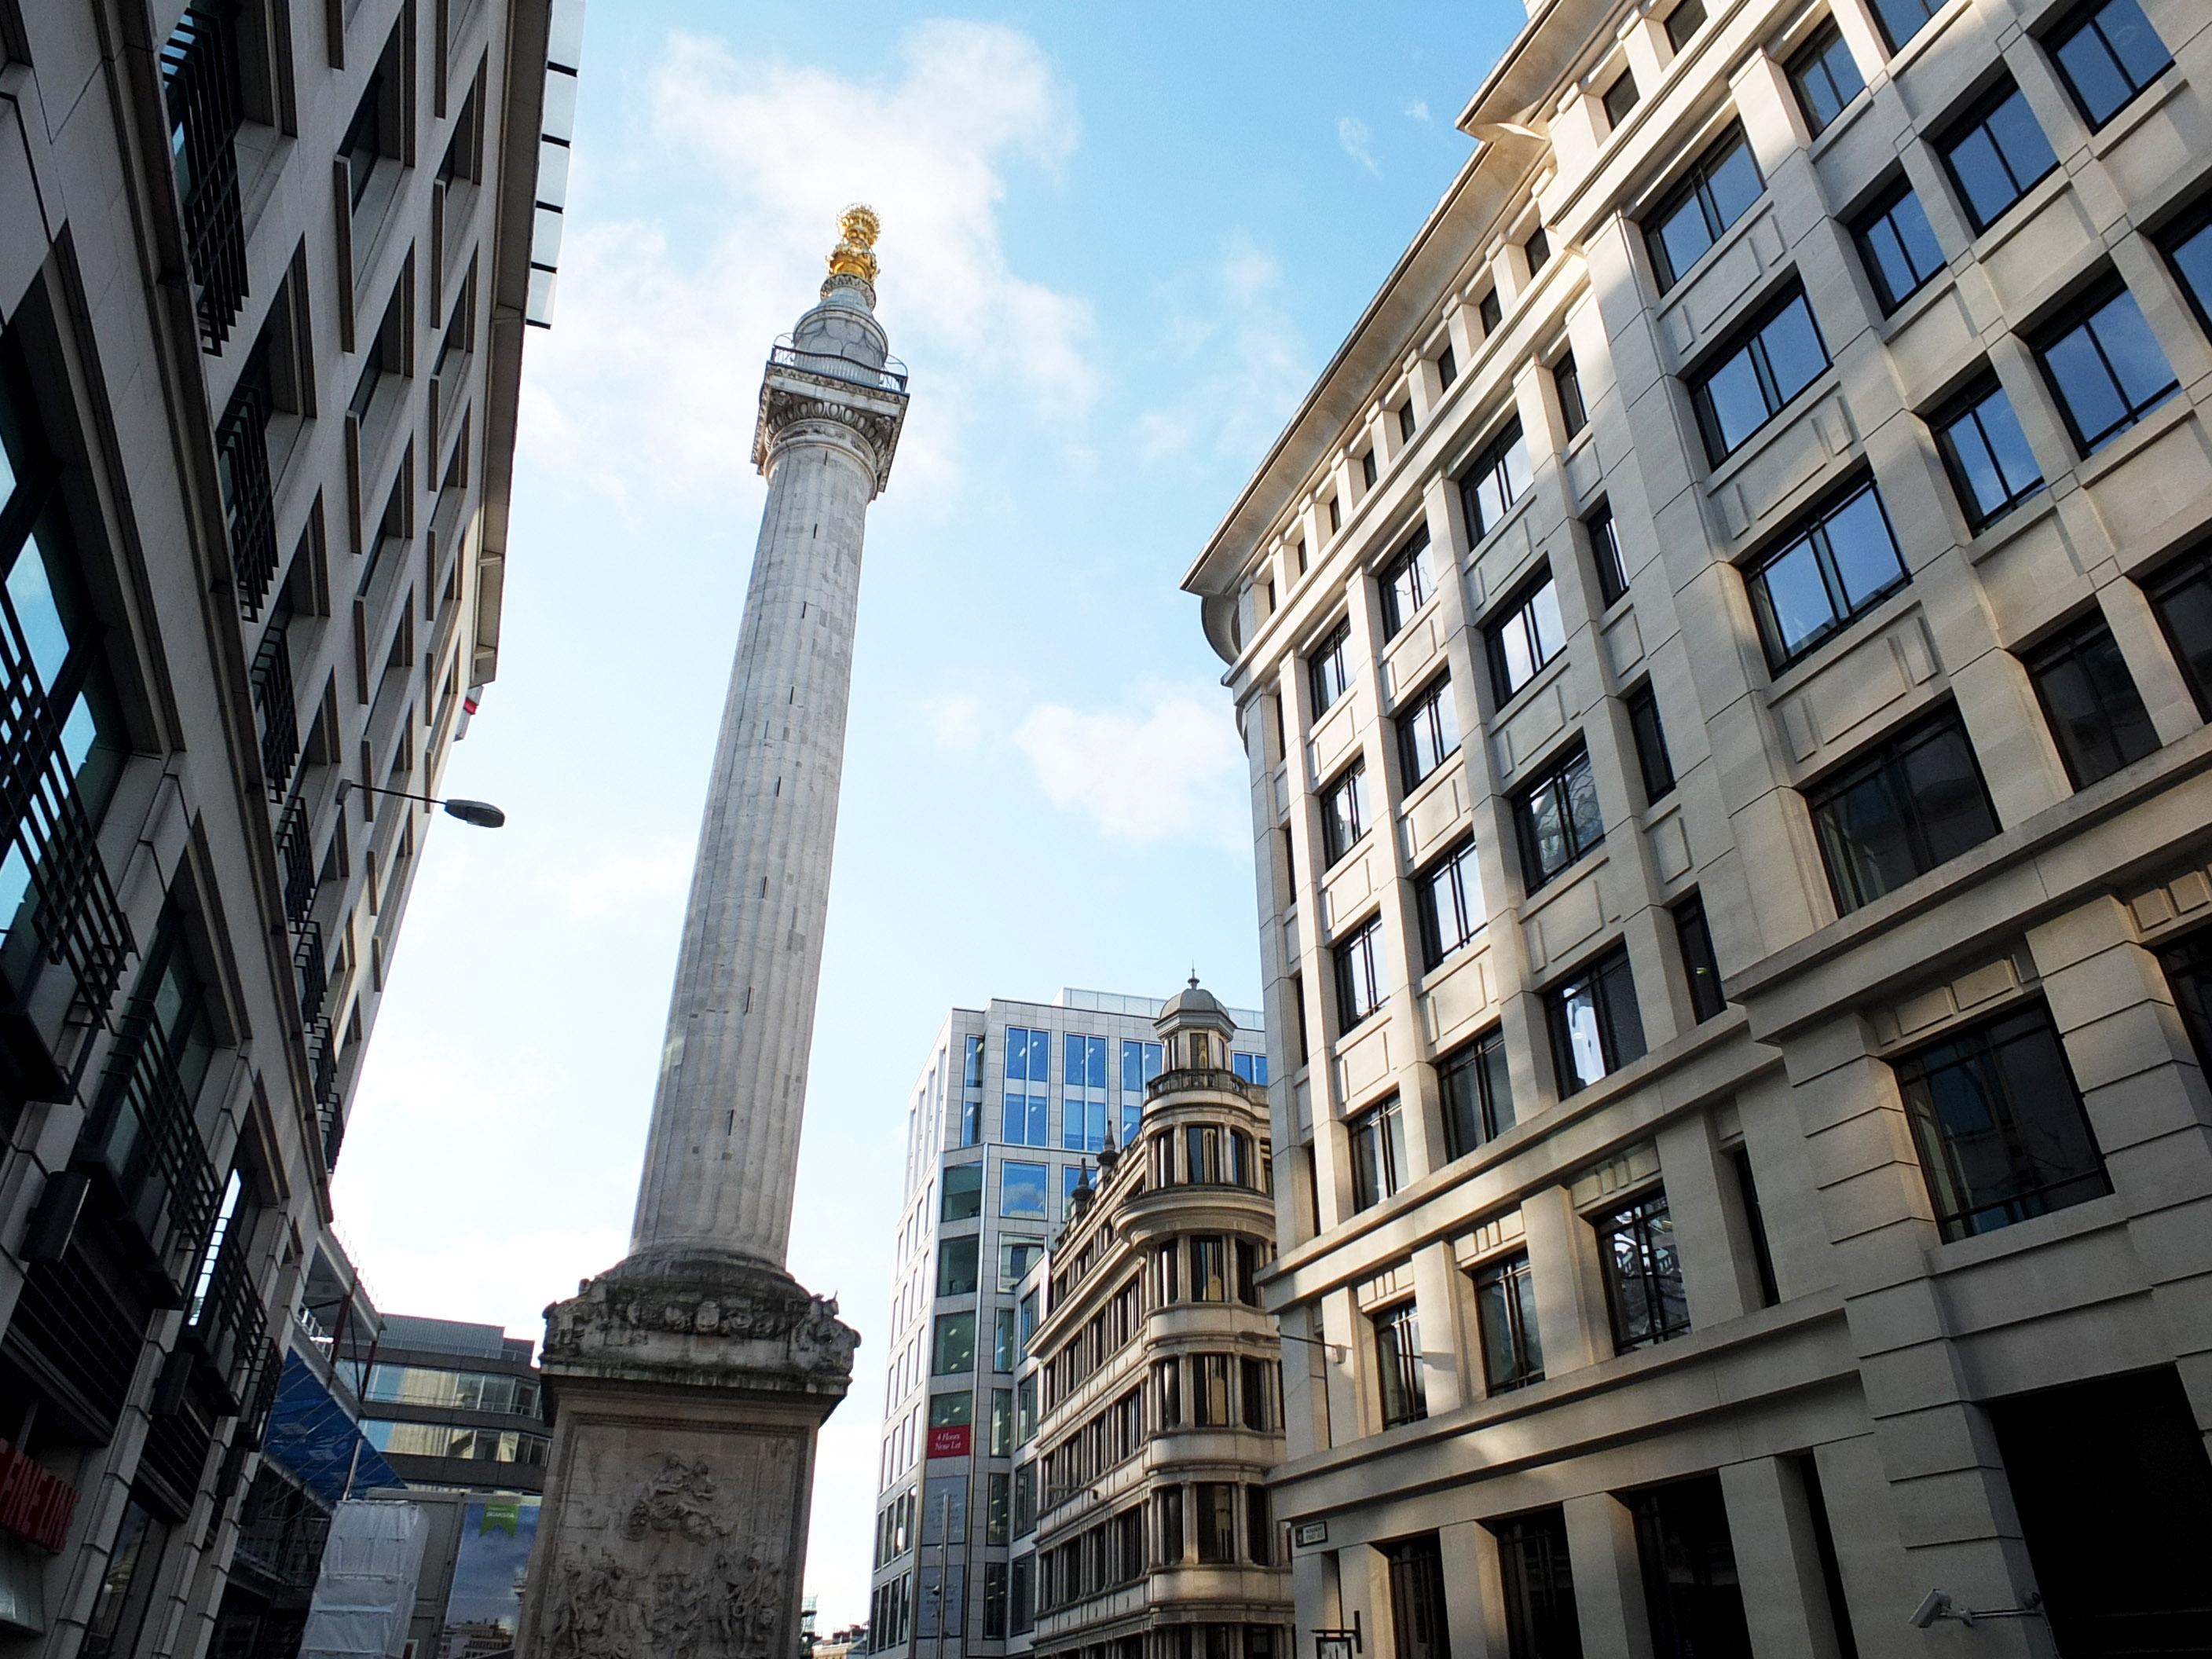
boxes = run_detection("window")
[2148,543,2212,716]
[2047,0,2170,130]
[1624,683,1675,804]
[1474,1254,1544,1391]
[1459,419,1534,541]
[2163,203,2212,335]
[1335,914,1387,1029]
[1196,1484,1238,1564]
[958,1098,979,1147]
[1494,1510,1581,1659]
[1788,20,1866,136]
[1248,1488,1275,1566]
[2034,279,2178,454]
[1328,496,1342,536]
[341,62,390,208]
[1602,70,1639,128]
[929,1392,972,1429]
[1374,1301,1426,1426]
[1645,125,1763,292]
[1320,761,1370,866]
[1939,81,2057,234]
[1866,0,1941,51]
[1440,1028,1515,1159]
[2160,927,2212,1067]
[1000,1161,1048,1218]
[1486,569,1566,703]
[1588,500,1628,605]
[1555,352,1587,438]
[1154,1357,1182,1427]
[1595,1190,1689,1350]
[1310,620,1353,715]
[1730,1148,1779,1306]
[932,1312,976,1375]
[1384,1536,1452,1659]
[1001,1089,1048,1146]
[1547,945,1646,1095]
[2026,614,2159,788]
[1478,287,1503,335]
[1363,449,1380,490]
[964,1033,985,1087]
[1632,1476,1752,1659]
[1240,1357,1275,1430]
[1232,1051,1270,1088]
[1673,895,1726,1024]
[1690,286,1829,463]
[1348,1097,1407,1211]
[1415,837,1486,969]
[1664,0,1706,50]
[1851,178,1944,313]
[1895,1002,2108,1240]
[1437,346,1458,390]
[1002,1239,1042,1291]
[943,1163,983,1221]
[1744,479,1908,671]
[994,1308,1017,1372]
[1064,1031,1108,1088]
[1156,1488,1184,1564]
[1525,226,1551,276]
[1933,374,2043,529]
[1514,743,1604,892]
[1188,1237,1229,1303]
[1397,675,1460,789]
[1397,403,1417,445]
[938,1236,979,1295]
[1808,706,1999,914]
[1378,529,1434,636]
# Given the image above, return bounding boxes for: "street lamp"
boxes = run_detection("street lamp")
[335,778,507,828]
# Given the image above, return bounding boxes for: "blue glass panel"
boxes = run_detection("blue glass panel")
[1701,349,1769,455]
[1121,1039,1142,1093]
[9,531,71,688]
[1027,1029,1049,1080]
[1087,1037,1108,1090]
[1064,1032,1083,1084]
[2089,291,2177,409]
[1005,1027,1026,1083]
[1760,538,1833,659]
[1761,298,1828,404]
[1823,489,1903,610]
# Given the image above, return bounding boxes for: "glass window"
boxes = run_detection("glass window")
[1415,837,1486,969]
[938,1236,979,1296]
[2163,205,2212,335]
[1851,178,1945,314]
[2157,927,2212,1069]
[1377,529,1434,637]
[1895,1002,2108,1240]
[1674,895,1727,1024]
[2034,280,2178,454]
[958,1097,979,1147]
[1495,1510,1582,1659]
[1375,1301,1427,1426]
[1440,1027,1516,1159]
[1730,1148,1780,1306]
[1596,1189,1689,1350]
[1646,125,1764,292]
[1000,1161,1048,1218]
[1625,683,1675,804]
[1547,944,1647,1095]
[1589,500,1629,605]
[929,1391,972,1429]
[1664,0,1706,49]
[963,1034,984,1088]
[1363,449,1380,491]
[1866,0,1941,50]
[1349,1095,1407,1211]
[1603,70,1639,129]
[993,1306,1017,1372]
[1320,760,1370,866]
[1934,374,2043,530]
[1487,569,1567,703]
[1309,620,1353,715]
[2147,542,2212,717]
[1939,80,2057,234]
[1397,403,1417,445]
[1690,287,1829,463]
[1437,346,1458,390]
[2026,613,2159,788]
[1232,1051,1270,1086]
[1005,1025,1048,1083]
[1002,1238,1042,1290]
[1335,914,1387,1030]
[1744,480,1908,672]
[2047,0,2171,130]
[1808,706,2000,914]
[1474,1254,1544,1391]
[1001,1091,1048,1146]
[1460,419,1534,541]
[943,1163,983,1221]
[1632,1475,1752,1659]
[932,1312,976,1375]
[1514,742,1605,892]
[1190,1238,1229,1302]
[1789,20,1866,135]
[1196,1483,1238,1564]
[1555,352,1588,438]
[1525,226,1551,276]
[1397,675,1461,789]
[1478,287,1503,336]
[1241,1357,1276,1431]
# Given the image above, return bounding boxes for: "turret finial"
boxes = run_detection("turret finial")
[826,204,881,284]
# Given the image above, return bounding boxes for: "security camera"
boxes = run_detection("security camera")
[1911,1591,1971,1630]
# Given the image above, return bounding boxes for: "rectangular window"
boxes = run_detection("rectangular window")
[932,1312,976,1375]
[2163,204,2212,335]
[1474,1253,1544,1391]
[1547,945,1646,1095]
[1064,1031,1108,1088]
[1486,569,1567,703]
[1867,0,1939,50]
[983,1560,1009,1636]
[1664,0,1706,49]
[1247,1487,1274,1566]
[1310,620,1353,715]
[1940,80,2058,234]
[1646,124,1763,292]
[1514,742,1604,892]
[1374,1301,1426,1426]
[1595,1189,1689,1350]
[1851,178,1945,314]
[2034,279,2178,455]
[1190,1238,1229,1303]
[1934,374,2043,530]
[2047,0,2171,130]
[1459,419,1534,543]
[1807,707,1999,914]
[2147,543,2212,717]
[1377,529,1434,637]
[1001,1091,1048,1145]
[1690,286,1829,463]
[1240,1357,1274,1430]
[991,1388,1014,1454]
[1437,346,1458,390]
[1674,895,1726,1024]
[1397,403,1417,445]
[1363,449,1380,490]
[1494,1509,1581,1659]
[1320,761,1369,867]
[964,1034,985,1087]
[1002,1239,1042,1290]
[1196,1484,1237,1564]
[1440,1028,1515,1160]
[1335,914,1387,1030]
[1730,1148,1779,1306]
[2158,928,2212,1068]
[1603,70,1639,128]
[1744,479,1908,672]
[1000,1160,1048,1218]
[1895,1002,2108,1240]
[1349,1095,1407,1211]
[1625,683,1675,804]
[1328,496,1342,535]
[1005,1025,1049,1083]
[959,1098,979,1147]
[1478,287,1503,336]
[1789,20,1866,135]
[1555,352,1588,438]
[943,1163,983,1221]
[1415,837,1486,969]
[1157,1488,1184,1563]
[1632,1475,1752,1659]
[994,1307,1017,1372]
[929,1392,972,1429]
[1153,1356,1182,1427]
[2026,613,2159,788]
[1397,675,1461,789]
[938,1236,979,1296]
[1589,500,1629,605]
[1525,226,1551,276]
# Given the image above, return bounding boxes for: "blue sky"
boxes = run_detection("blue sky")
[335,0,1518,1625]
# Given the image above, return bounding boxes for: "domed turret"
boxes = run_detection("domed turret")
[1155,972,1236,1075]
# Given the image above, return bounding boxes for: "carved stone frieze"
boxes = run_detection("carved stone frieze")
[543,1261,859,1381]
[751,380,906,493]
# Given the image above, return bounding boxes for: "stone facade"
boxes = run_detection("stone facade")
[1183,0,2212,1654]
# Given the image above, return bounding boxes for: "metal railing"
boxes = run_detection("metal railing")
[159,5,249,353]
[218,380,280,620]
[768,337,910,394]
[273,795,317,925]
[187,1237,269,1411]
[1144,1065,1258,1103]
[251,625,298,800]
[292,917,326,1028]
[94,993,223,1285]
[306,1015,343,1172]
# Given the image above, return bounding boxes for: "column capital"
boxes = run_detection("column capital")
[753,360,910,495]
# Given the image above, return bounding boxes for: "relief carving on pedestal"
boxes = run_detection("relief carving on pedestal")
[543,1275,859,1379]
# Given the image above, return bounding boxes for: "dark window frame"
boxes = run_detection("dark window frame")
[1459,417,1533,543]
[1334,913,1388,1031]
[1546,943,1646,1096]
[1867,0,1943,53]
[1588,500,1629,606]
[1373,1300,1427,1426]
[1319,759,1369,868]
[1595,1188,1690,1351]
[1931,372,2045,531]
[1741,478,1909,674]
[1473,1251,1544,1393]
[1688,284,1832,465]
[2145,540,2212,718]
[1673,894,1726,1024]
[2023,611,2159,789]
[1485,566,1566,705]
[2031,275,2179,456]
[1787,19,1867,137]
[1397,673,1461,791]
[1603,69,1640,129]
[1309,619,1353,715]
[1625,682,1675,805]
[1415,834,1485,969]
[1555,351,1588,438]
[1805,705,2001,915]
[1937,79,2059,236]
[1439,1027,1516,1160]
[2045,0,2173,131]
[1851,175,1946,314]
[1377,528,1435,639]
[1513,741,1605,893]
[1644,123,1764,292]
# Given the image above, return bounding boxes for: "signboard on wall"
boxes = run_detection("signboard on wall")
[926,1426,970,1459]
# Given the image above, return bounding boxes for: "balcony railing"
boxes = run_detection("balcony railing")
[767,338,910,394]
[186,1236,269,1412]
[160,5,249,353]
[292,917,326,1028]
[218,381,280,620]
[306,1015,343,1172]
[1144,1065,1257,1103]
[93,994,222,1292]
[251,625,298,800]
[273,795,317,925]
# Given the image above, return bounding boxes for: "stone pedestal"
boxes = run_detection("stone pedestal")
[515,1254,859,1659]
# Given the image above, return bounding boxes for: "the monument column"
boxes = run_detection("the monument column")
[516,208,906,1659]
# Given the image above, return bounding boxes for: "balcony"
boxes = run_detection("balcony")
[185,1235,269,1412]
[292,917,326,1028]
[160,5,249,353]
[768,337,910,394]
[273,795,317,925]
[306,1015,342,1172]
[251,625,298,799]
[218,381,280,620]
[87,993,223,1295]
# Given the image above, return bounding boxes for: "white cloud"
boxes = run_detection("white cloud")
[1015,682,1248,854]
[348,1224,632,1351]
[1337,114,1381,174]
[920,692,990,754]
[1133,236,1310,471]
[1404,99,1433,123]
[553,834,694,921]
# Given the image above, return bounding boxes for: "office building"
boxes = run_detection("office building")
[351,1315,547,1496]
[868,989,1267,1658]
[1183,0,2212,1652]
[0,0,571,1652]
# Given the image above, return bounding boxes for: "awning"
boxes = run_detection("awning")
[263,1353,402,1506]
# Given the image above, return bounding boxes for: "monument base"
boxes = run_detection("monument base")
[515,1252,860,1659]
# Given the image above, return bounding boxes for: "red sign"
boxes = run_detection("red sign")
[0,1440,77,1553]
[926,1426,971,1459]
